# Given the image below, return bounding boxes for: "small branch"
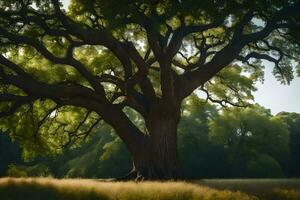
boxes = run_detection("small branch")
[200,86,248,108]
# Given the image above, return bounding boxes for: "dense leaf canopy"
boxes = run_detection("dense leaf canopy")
[0,0,299,157]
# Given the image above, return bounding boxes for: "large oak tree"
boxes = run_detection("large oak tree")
[0,0,300,179]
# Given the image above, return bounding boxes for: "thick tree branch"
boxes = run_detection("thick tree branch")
[51,0,134,80]
[166,22,223,61]
[176,0,300,100]
[0,26,106,94]
[0,93,36,118]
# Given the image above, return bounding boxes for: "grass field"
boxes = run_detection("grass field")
[197,179,300,198]
[0,178,299,200]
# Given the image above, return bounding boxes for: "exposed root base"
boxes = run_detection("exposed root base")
[116,170,143,181]
[116,168,185,181]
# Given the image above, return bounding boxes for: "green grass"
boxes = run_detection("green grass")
[0,178,300,200]
[0,178,256,200]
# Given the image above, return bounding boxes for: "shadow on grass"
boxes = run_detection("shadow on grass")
[0,179,108,200]
[194,179,300,198]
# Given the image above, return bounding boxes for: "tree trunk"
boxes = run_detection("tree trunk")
[125,104,184,180]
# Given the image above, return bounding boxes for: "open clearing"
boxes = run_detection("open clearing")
[0,178,299,200]
[197,179,300,197]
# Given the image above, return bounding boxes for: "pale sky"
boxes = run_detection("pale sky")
[61,0,299,114]
[253,62,300,114]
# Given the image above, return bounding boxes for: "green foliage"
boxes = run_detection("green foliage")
[178,95,225,178]
[97,137,131,178]
[6,164,51,178]
[0,100,62,160]
[6,165,27,178]
[276,112,300,177]
[203,65,259,106]
[246,154,284,178]
[208,105,289,177]
[0,132,22,176]
[65,0,300,85]
[1,0,299,166]
[2,97,298,179]
[42,122,131,178]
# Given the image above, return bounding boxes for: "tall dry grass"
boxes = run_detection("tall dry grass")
[267,189,300,200]
[196,179,300,197]
[0,178,257,200]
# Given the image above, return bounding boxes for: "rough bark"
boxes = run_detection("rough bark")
[122,102,184,180]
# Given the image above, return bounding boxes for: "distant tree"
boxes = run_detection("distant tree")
[277,112,300,177]
[208,105,289,177]
[245,154,284,178]
[178,95,226,178]
[0,0,300,179]
[48,122,118,178]
[97,137,132,178]
[0,132,22,176]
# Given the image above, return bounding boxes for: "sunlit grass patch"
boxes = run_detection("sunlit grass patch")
[268,189,300,200]
[0,178,257,200]
[195,179,300,198]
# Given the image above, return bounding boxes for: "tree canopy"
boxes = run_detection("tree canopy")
[0,0,300,179]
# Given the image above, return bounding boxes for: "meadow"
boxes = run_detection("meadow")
[197,179,300,198]
[0,178,300,200]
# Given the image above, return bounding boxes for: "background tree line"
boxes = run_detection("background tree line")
[1,95,299,179]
